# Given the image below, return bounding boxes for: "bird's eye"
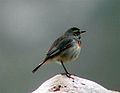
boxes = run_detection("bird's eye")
[73,32,77,36]
[73,30,80,36]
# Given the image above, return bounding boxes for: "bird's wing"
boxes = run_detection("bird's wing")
[48,36,65,52]
[46,37,74,58]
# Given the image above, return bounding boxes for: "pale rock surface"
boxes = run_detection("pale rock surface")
[32,74,119,93]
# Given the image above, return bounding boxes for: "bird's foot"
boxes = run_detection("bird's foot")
[61,73,71,78]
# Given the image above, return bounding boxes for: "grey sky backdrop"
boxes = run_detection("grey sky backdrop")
[0,0,120,93]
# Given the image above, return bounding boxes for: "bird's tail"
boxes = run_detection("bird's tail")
[32,58,48,73]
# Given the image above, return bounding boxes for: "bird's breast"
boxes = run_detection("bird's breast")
[57,43,81,63]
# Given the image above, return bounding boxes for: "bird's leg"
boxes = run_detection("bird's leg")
[60,61,71,77]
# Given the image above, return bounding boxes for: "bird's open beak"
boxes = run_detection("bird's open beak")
[80,31,86,34]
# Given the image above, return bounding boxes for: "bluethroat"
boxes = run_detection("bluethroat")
[32,27,86,77]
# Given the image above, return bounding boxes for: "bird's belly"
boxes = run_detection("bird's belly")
[58,46,81,63]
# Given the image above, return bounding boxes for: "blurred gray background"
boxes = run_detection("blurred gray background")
[0,0,120,93]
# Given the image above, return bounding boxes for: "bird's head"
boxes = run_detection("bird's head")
[64,27,86,39]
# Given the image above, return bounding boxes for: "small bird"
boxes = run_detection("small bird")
[32,27,86,76]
